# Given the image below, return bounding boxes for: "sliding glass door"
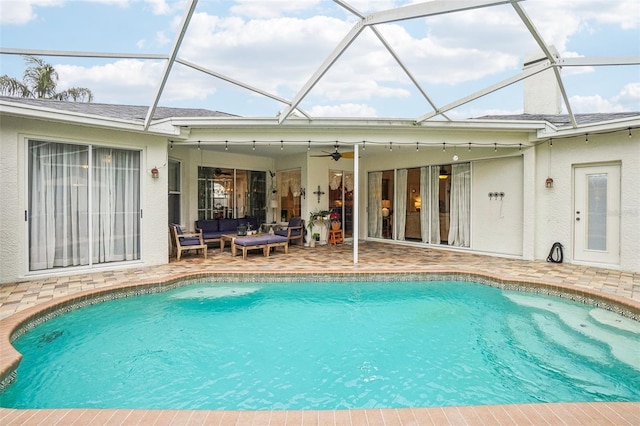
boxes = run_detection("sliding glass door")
[28,140,140,271]
[368,163,470,247]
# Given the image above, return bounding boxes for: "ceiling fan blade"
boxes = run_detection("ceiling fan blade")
[341,152,355,159]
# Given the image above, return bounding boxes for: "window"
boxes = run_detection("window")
[197,167,266,222]
[28,140,140,271]
[168,159,181,224]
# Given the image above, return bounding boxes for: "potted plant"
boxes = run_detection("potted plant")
[307,210,329,247]
[308,209,330,226]
[329,210,341,230]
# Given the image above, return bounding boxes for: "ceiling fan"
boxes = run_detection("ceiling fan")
[311,145,355,161]
[213,167,233,177]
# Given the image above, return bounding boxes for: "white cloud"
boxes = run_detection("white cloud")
[523,1,639,54]
[611,82,640,110]
[85,0,129,6]
[145,0,172,15]
[0,0,62,24]
[569,82,640,113]
[309,103,377,117]
[569,94,626,113]
[230,0,321,19]
[55,59,164,103]
[155,30,171,46]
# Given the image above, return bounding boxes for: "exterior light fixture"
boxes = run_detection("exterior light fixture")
[151,167,159,179]
[545,177,554,188]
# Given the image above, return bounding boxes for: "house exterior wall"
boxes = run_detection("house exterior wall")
[1,113,638,283]
[0,115,169,283]
[534,131,639,272]
[472,156,524,255]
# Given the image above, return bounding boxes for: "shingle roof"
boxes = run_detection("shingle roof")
[475,113,639,127]
[3,96,638,129]
[0,96,237,122]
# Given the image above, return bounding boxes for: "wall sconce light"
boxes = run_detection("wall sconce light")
[151,167,159,179]
[545,177,554,188]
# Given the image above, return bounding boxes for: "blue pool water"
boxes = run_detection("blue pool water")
[1,280,639,410]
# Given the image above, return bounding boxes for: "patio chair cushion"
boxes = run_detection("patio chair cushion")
[238,216,259,230]
[195,219,218,233]
[219,218,239,232]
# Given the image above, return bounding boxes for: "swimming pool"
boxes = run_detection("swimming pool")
[1,279,638,410]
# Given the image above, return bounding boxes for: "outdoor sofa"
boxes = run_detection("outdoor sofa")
[195,217,259,244]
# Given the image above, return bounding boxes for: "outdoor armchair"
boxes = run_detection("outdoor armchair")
[169,224,207,260]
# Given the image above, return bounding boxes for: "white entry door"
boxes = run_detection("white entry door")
[573,164,620,265]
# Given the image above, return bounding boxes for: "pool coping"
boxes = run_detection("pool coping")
[1,269,639,396]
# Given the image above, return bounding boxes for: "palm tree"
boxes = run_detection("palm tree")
[0,55,93,102]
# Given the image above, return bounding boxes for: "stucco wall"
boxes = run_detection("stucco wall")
[472,156,524,256]
[0,115,169,283]
[534,131,639,272]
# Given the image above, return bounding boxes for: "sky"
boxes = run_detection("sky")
[0,0,639,120]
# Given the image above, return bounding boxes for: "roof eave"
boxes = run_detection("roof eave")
[537,115,640,139]
[168,116,548,132]
[0,101,181,136]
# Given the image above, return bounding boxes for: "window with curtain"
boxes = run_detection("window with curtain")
[28,140,140,271]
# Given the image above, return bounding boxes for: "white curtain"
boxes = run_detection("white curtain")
[92,148,141,263]
[29,141,90,270]
[430,166,441,244]
[396,168,408,240]
[448,163,471,247]
[420,167,429,243]
[29,141,141,271]
[368,172,382,238]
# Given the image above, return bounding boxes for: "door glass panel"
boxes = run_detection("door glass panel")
[246,170,267,223]
[29,141,90,270]
[587,174,607,251]
[328,170,353,237]
[405,168,421,240]
[277,169,302,221]
[381,171,394,239]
